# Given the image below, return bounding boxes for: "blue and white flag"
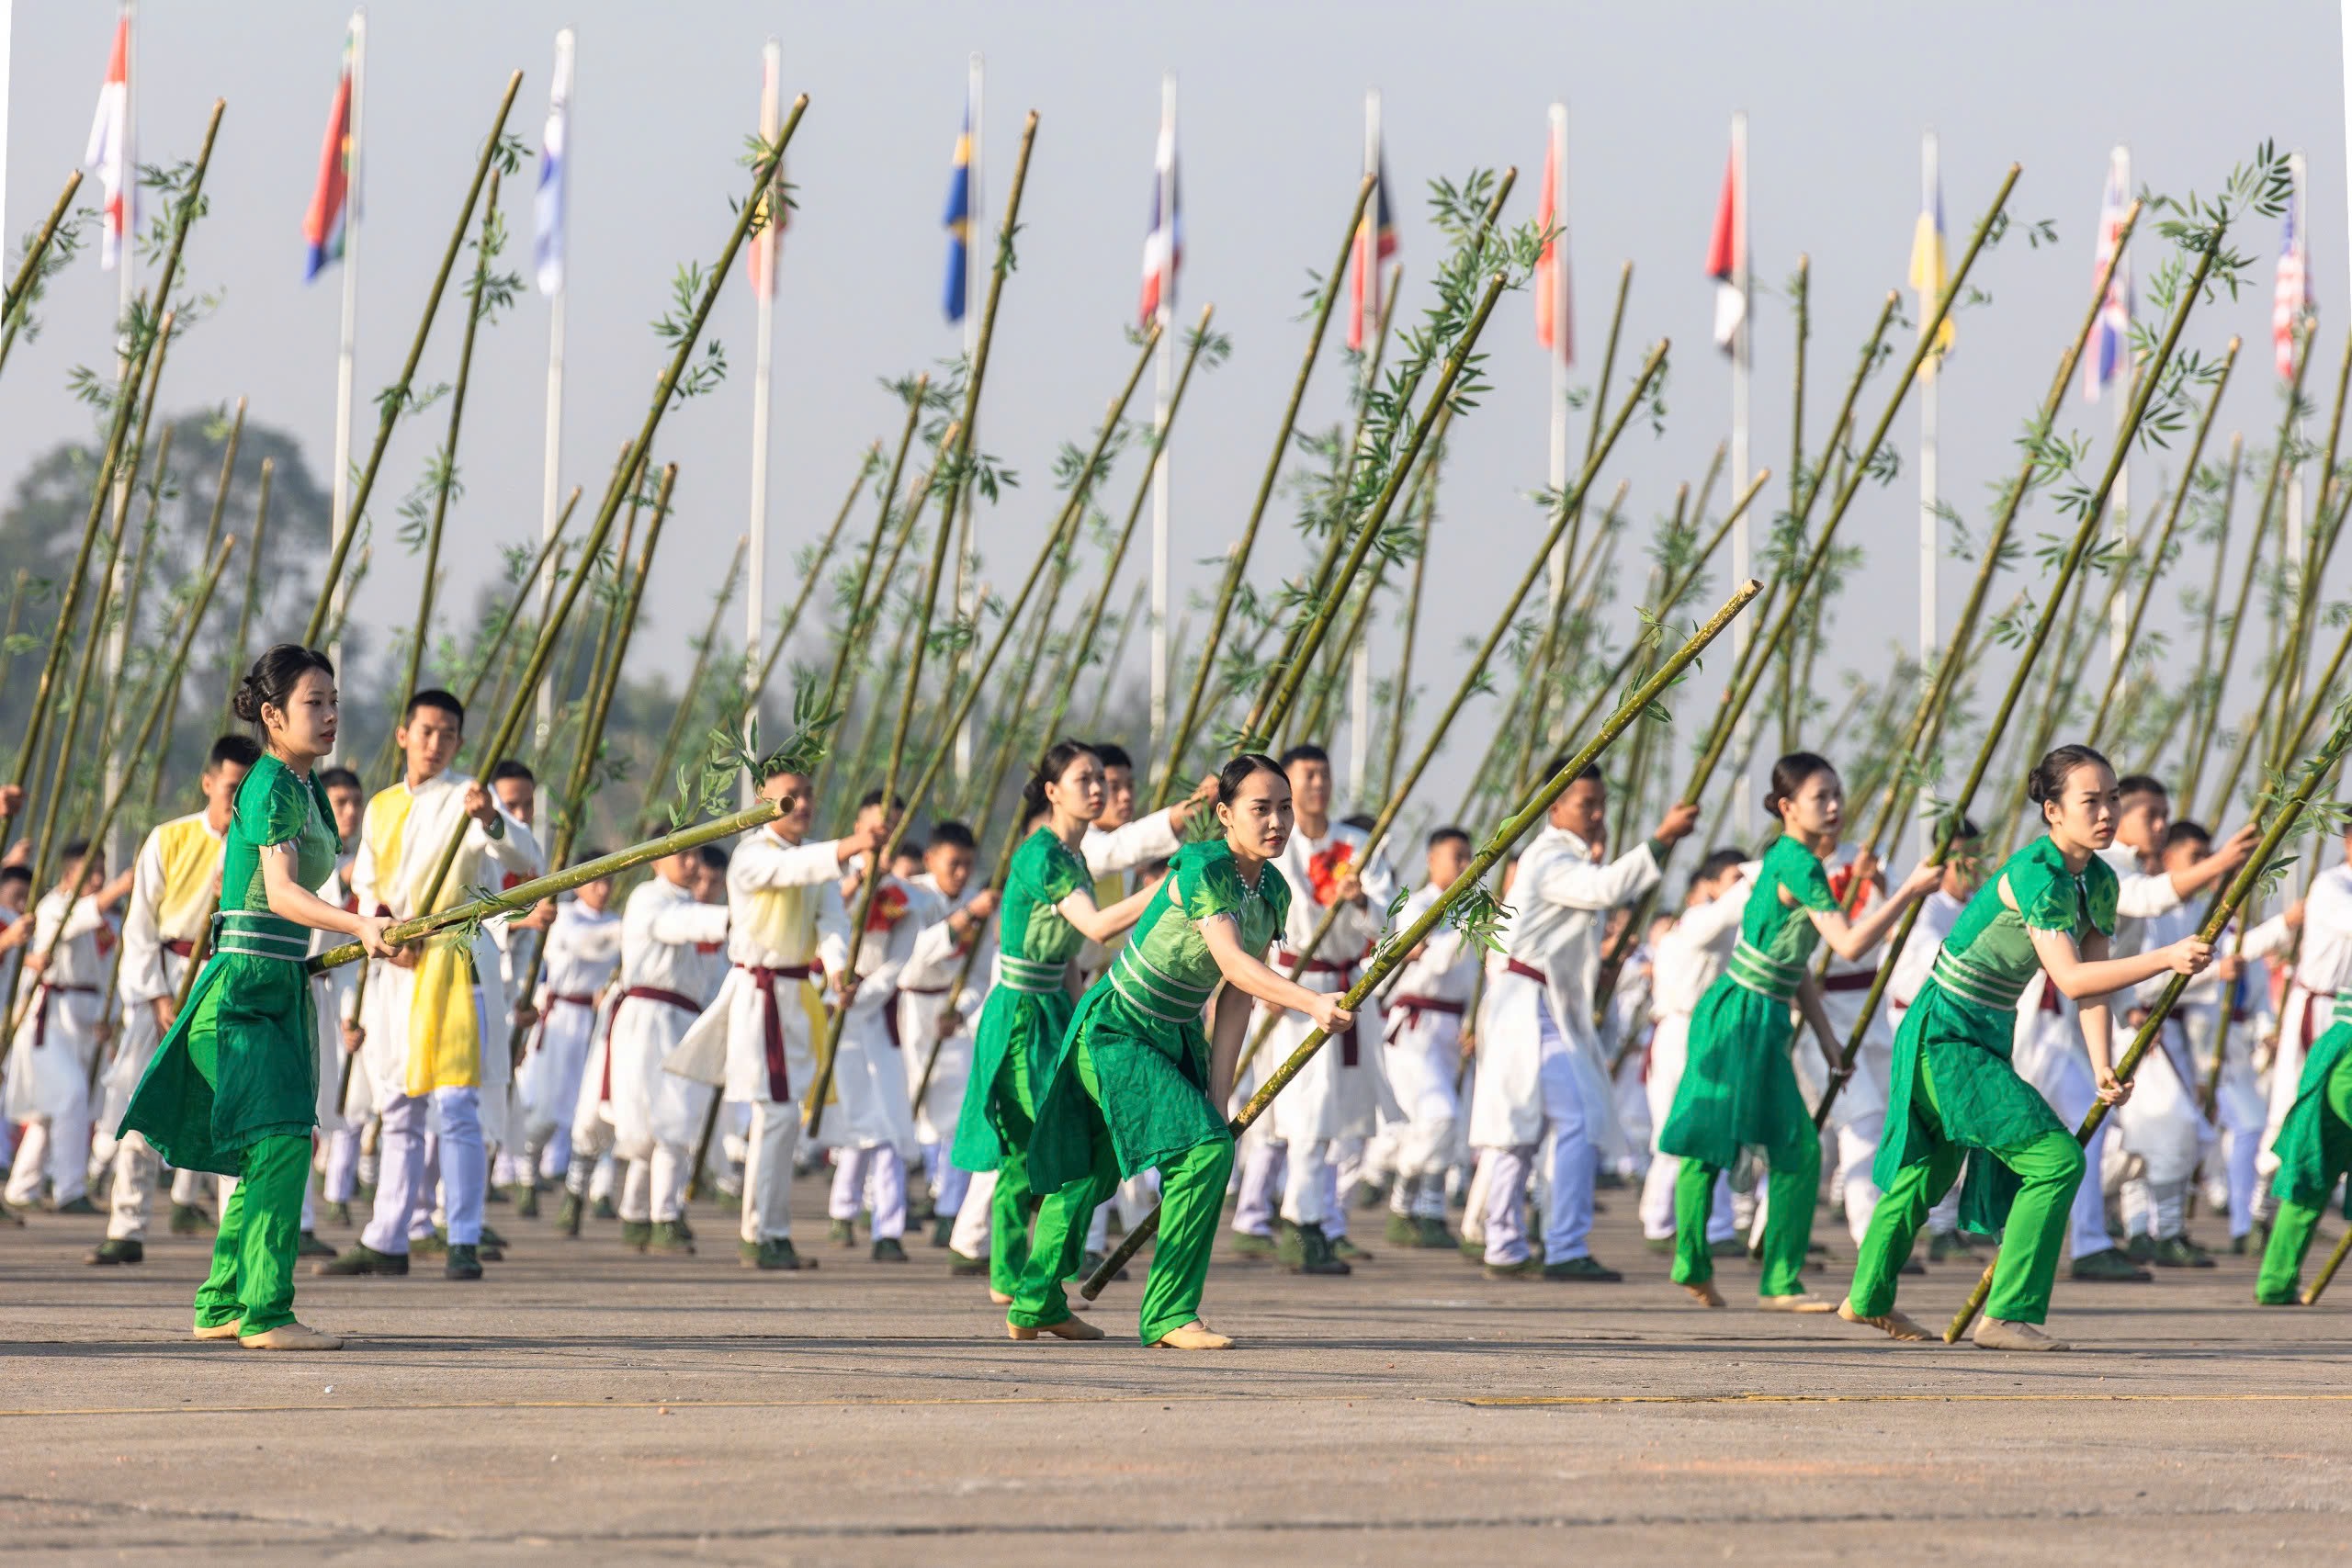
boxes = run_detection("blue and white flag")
[2084,148,2133,403]
[535,29,572,296]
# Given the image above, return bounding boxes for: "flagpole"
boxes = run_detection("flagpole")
[955,50,982,784]
[1339,85,1383,795]
[100,0,135,867]
[1546,103,1570,612]
[2287,150,2310,588]
[536,25,571,764]
[0,0,11,264]
[330,6,365,725]
[1918,128,1939,866]
[744,38,780,804]
[1730,107,1751,842]
[2109,143,2131,677]
[1149,69,1177,763]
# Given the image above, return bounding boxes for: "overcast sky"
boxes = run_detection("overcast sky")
[1,1,2344,821]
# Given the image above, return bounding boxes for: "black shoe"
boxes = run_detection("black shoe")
[480,1224,509,1248]
[51,1194,99,1216]
[871,1236,910,1263]
[1385,1213,1420,1247]
[590,1195,618,1221]
[931,1214,955,1248]
[1285,1223,1351,1276]
[0,1200,24,1226]
[554,1193,582,1237]
[648,1220,695,1256]
[296,1230,337,1259]
[620,1219,652,1252]
[2125,1233,2156,1265]
[325,1201,353,1227]
[1331,1235,1374,1262]
[86,1237,143,1265]
[742,1237,809,1270]
[906,1191,936,1225]
[444,1243,483,1280]
[1415,1215,1456,1250]
[1229,1230,1277,1259]
[1070,1248,1128,1283]
[512,1184,539,1219]
[1542,1255,1623,1282]
[409,1229,448,1258]
[828,1219,856,1247]
[948,1249,988,1277]
[485,1182,511,1205]
[2070,1247,2153,1282]
[2152,1235,2215,1269]
[314,1243,409,1278]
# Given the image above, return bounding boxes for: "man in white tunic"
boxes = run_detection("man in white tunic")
[3,841,119,1213]
[86,737,254,1263]
[1256,746,1396,1274]
[524,874,620,1224]
[1467,761,1695,1280]
[2261,823,2352,1221]
[897,822,995,1238]
[1380,827,1478,1248]
[664,771,872,1269]
[318,692,539,1280]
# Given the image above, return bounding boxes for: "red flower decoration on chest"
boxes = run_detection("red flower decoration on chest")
[865,884,910,932]
[1827,864,1877,912]
[1306,843,1355,907]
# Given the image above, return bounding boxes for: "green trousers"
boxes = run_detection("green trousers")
[2256,1054,2352,1303]
[1849,1046,2085,1325]
[985,1041,1041,1299]
[193,1134,308,1337]
[1007,1039,1236,1344]
[1673,1134,1819,1297]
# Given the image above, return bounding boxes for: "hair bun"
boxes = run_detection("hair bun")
[231,674,266,725]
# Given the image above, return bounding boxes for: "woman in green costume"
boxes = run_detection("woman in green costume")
[2255,1018,2352,1305]
[1013,753,1356,1349]
[122,647,398,1350]
[1658,752,1941,1310]
[1838,745,2211,1350]
[949,741,1157,1305]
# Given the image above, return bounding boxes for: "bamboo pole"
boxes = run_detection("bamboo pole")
[1152,175,1377,807]
[801,111,1037,1137]
[1813,196,2233,1135]
[636,539,745,832]
[0,538,237,1052]
[303,74,525,644]
[0,168,84,380]
[0,569,28,705]
[212,460,276,741]
[2089,347,2240,745]
[1080,580,1763,1300]
[1946,684,2352,1339]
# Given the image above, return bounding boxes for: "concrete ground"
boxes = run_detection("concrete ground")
[5,1179,2350,1567]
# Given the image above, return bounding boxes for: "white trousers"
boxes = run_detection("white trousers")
[828,1145,907,1238]
[950,1167,996,1257]
[103,1131,163,1240]
[1232,1138,1285,1236]
[1480,1113,1598,1267]
[741,1097,798,1244]
[1281,1137,1344,1232]
[6,1107,92,1206]
[362,1087,484,1251]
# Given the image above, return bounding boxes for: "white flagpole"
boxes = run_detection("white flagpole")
[101,0,135,861]
[536,25,571,761]
[2288,150,2310,578]
[1917,129,1939,865]
[744,37,780,799]
[1345,86,1380,795]
[1730,107,1751,841]
[1546,102,1569,612]
[2108,144,2131,676]
[330,7,365,720]
[1149,70,1177,762]
[0,0,11,261]
[952,51,981,782]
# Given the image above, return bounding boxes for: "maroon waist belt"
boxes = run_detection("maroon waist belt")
[621,986,702,1015]
[740,964,815,1101]
[1279,949,1363,1065]
[546,991,598,1009]
[164,938,196,959]
[1821,970,1877,994]
[1503,958,1549,987]
[31,983,99,1049]
[1385,993,1465,1045]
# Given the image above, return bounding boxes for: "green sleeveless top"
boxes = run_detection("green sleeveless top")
[1929,835,2119,1012]
[1103,839,1290,1025]
[1724,834,1839,1002]
[211,754,341,962]
[997,828,1093,993]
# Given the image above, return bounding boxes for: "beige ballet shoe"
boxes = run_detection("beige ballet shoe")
[1681,1280,1726,1308]
[1837,1299,1929,1341]
[191,1319,243,1341]
[1972,1315,2071,1352]
[238,1321,345,1351]
[989,1290,1013,1306]
[1758,1293,1836,1314]
[1151,1320,1235,1350]
[1006,1314,1106,1342]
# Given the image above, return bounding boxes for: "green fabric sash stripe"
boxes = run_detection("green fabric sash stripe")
[1725,940,1803,1003]
[995,953,1068,994]
[213,910,311,964]
[1109,944,1212,1022]
[1930,948,2024,1012]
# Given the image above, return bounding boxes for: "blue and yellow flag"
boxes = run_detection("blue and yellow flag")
[1908,173,1953,377]
[942,100,973,323]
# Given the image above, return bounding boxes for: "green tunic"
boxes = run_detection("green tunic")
[1872,834,2117,1233]
[949,827,1091,1172]
[1027,839,1289,1191]
[121,754,340,1178]
[2269,1021,2352,1216]
[1658,834,1838,1169]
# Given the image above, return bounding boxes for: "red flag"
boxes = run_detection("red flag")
[1534,131,1571,364]
[1705,146,1743,351]
[1346,153,1396,352]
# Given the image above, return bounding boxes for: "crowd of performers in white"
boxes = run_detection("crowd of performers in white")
[7,684,2349,1351]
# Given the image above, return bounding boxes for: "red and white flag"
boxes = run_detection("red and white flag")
[1137,104,1180,325]
[1533,124,1572,365]
[2275,175,2309,378]
[1704,143,1742,351]
[86,9,132,271]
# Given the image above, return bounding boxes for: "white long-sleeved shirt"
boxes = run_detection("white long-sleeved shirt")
[2295,864,2352,995]
[1385,882,1477,1005]
[1267,819,1398,970]
[726,828,844,970]
[541,900,623,1001]
[118,812,224,1007]
[1648,864,1756,1021]
[2100,842,2182,959]
[1886,888,1967,1010]
[1499,826,1660,1051]
[619,877,730,1003]
[351,771,540,923]
[2133,904,2292,1022]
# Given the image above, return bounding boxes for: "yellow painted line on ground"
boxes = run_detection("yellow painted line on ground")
[4,1389,2347,1418]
